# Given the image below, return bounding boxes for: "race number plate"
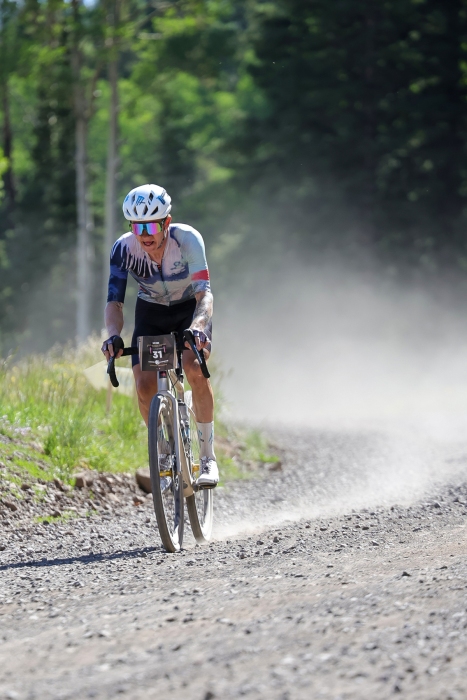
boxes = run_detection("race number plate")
[138,334,176,371]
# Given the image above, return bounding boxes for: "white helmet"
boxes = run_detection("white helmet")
[122,184,172,221]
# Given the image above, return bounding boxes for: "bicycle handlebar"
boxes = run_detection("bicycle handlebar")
[107,337,138,388]
[182,329,210,379]
[106,329,210,388]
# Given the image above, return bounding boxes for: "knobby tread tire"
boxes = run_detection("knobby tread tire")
[148,394,184,553]
[184,403,214,543]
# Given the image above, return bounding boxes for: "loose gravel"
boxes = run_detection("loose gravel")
[1,427,467,700]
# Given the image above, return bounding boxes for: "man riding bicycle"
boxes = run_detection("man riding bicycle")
[101,183,218,488]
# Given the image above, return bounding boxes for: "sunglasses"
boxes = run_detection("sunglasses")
[130,220,165,236]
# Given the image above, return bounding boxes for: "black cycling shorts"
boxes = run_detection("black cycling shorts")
[131,297,212,367]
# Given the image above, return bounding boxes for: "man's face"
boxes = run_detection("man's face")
[131,219,168,253]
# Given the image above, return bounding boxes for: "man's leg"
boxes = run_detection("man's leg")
[132,363,158,426]
[184,349,218,485]
[183,349,214,422]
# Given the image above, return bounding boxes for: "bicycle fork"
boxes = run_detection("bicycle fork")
[157,371,195,498]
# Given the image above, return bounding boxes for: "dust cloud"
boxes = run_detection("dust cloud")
[212,257,467,529]
[215,257,467,434]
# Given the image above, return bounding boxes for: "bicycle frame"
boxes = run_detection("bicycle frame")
[106,328,209,499]
[107,329,213,549]
[157,368,195,498]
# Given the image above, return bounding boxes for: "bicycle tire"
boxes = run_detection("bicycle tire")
[148,394,184,552]
[184,396,214,543]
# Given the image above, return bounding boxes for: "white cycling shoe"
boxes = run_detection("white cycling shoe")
[197,457,219,488]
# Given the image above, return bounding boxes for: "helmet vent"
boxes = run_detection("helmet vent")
[148,192,154,203]
[150,205,159,216]
[142,205,148,215]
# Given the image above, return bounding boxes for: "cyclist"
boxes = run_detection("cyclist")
[101,183,218,488]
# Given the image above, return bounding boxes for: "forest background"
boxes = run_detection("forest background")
[1,0,467,354]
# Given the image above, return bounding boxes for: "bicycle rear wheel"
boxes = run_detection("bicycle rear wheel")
[148,394,184,552]
[185,397,214,543]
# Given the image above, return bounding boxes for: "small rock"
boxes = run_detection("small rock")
[267,461,282,472]
[54,478,70,492]
[2,501,18,512]
[135,468,151,493]
[401,571,411,577]
[74,472,94,488]
[20,483,31,491]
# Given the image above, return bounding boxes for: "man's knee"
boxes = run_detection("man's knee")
[184,355,207,387]
[135,374,157,404]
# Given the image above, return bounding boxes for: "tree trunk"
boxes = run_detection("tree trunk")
[75,112,92,342]
[103,53,119,309]
[71,0,92,342]
[1,77,15,220]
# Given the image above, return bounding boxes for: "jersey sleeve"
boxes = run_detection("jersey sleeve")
[185,229,211,295]
[107,239,128,303]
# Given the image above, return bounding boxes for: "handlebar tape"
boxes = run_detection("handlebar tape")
[182,329,211,379]
[106,336,129,388]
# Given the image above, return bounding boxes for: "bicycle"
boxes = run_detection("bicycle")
[107,330,214,553]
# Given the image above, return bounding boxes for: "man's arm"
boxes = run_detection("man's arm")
[190,290,213,350]
[103,301,124,360]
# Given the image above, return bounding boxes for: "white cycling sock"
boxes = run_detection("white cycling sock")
[197,422,216,460]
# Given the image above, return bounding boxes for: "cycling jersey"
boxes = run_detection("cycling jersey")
[107,224,210,306]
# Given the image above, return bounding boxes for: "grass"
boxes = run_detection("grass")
[34,511,81,525]
[0,337,278,487]
[0,338,147,482]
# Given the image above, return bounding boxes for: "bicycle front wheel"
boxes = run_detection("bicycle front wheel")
[148,394,184,553]
[185,399,214,543]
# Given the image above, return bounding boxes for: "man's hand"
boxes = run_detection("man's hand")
[102,335,124,361]
[186,329,210,351]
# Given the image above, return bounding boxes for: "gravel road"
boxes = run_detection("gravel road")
[1,427,467,700]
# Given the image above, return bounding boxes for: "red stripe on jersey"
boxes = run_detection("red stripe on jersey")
[191,269,210,281]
